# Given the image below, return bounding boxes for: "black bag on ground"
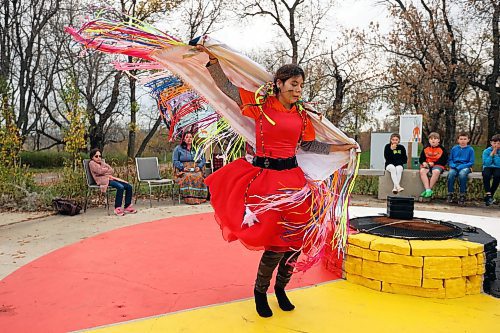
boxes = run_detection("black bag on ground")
[52,198,82,216]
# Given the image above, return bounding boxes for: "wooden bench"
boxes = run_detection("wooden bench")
[357,169,482,199]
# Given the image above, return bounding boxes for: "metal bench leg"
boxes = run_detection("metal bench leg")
[148,184,153,208]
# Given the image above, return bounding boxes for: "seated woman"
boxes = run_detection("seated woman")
[172,131,208,205]
[88,148,137,216]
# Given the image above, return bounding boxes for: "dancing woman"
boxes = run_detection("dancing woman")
[198,46,357,317]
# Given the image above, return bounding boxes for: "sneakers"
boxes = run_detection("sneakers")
[114,207,125,216]
[485,195,495,206]
[458,194,466,206]
[397,186,404,193]
[392,187,398,194]
[446,193,454,204]
[420,189,433,198]
[124,205,138,214]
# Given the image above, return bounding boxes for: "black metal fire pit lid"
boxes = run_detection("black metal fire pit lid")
[350,215,463,240]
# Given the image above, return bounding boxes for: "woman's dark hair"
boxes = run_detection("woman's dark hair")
[273,64,305,95]
[180,131,194,150]
[89,148,101,159]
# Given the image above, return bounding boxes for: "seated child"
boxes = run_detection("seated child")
[447,132,475,206]
[384,133,407,194]
[482,134,500,206]
[418,132,448,198]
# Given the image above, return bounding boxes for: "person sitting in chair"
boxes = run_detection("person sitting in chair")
[89,148,137,216]
[172,131,208,204]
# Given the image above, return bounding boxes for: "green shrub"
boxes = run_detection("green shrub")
[21,151,69,168]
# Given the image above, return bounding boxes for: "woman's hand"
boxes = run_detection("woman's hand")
[390,143,397,150]
[196,45,218,64]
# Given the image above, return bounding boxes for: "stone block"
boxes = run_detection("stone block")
[382,282,446,298]
[466,275,483,295]
[379,252,423,267]
[347,245,379,261]
[362,248,379,261]
[347,244,363,258]
[411,240,469,257]
[348,233,378,249]
[476,252,485,264]
[461,255,477,276]
[423,257,462,279]
[344,255,362,275]
[477,264,486,275]
[346,273,381,291]
[444,277,466,298]
[370,237,411,255]
[422,278,443,289]
[456,240,483,255]
[362,260,422,287]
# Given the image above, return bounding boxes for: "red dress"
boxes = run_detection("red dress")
[205,89,315,252]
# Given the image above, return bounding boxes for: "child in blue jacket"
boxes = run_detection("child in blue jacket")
[447,132,475,206]
[482,134,500,206]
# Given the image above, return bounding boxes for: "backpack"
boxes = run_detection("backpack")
[52,198,82,216]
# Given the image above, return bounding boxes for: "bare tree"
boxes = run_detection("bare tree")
[183,0,226,40]
[464,0,499,142]
[368,0,470,149]
[242,0,332,65]
[1,0,61,140]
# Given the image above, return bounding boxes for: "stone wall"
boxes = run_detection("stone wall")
[344,233,485,298]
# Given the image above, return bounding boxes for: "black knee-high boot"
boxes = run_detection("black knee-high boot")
[274,251,299,311]
[254,289,272,317]
[254,251,283,317]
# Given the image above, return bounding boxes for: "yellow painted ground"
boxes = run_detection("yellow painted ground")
[85,280,500,333]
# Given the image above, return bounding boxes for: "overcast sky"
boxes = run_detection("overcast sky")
[210,0,389,52]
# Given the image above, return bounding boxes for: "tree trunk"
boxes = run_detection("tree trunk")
[443,79,458,150]
[487,3,500,140]
[135,115,162,157]
[126,65,137,158]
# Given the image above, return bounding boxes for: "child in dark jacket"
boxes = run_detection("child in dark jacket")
[384,133,407,194]
[447,132,475,206]
[419,132,448,198]
[482,134,500,206]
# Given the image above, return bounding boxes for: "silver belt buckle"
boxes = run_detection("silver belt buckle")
[263,158,270,168]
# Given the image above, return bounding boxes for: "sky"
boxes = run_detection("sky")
[210,0,390,52]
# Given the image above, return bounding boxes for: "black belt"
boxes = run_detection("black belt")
[252,156,298,170]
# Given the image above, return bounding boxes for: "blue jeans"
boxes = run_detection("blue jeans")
[109,180,133,208]
[447,168,471,193]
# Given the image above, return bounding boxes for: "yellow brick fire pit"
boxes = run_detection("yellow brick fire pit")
[344,233,486,298]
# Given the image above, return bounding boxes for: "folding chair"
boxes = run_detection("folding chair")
[135,157,175,207]
[82,159,116,215]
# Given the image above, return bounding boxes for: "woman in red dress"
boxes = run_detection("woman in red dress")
[199,46,356,318]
